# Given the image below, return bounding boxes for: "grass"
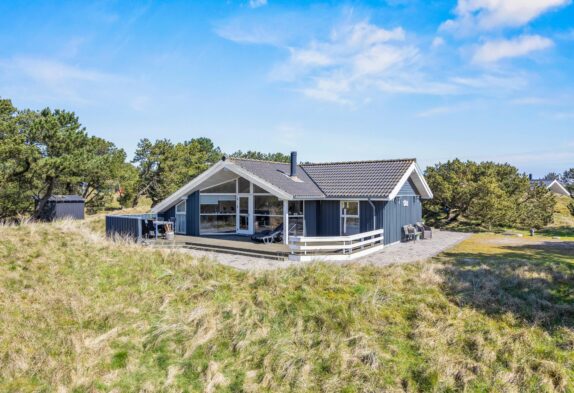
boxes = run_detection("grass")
[1,218,573,392]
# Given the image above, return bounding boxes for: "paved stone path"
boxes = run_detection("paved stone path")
[180,230,472,271]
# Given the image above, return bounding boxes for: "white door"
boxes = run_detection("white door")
[236,195,252,234]
[175,200,187,234]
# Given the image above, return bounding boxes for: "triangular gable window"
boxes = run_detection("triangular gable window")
[202,179,236,194]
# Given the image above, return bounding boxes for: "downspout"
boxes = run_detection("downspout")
[368,199,376,231]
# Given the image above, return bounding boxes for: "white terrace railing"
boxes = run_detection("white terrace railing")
[288,229,384,262]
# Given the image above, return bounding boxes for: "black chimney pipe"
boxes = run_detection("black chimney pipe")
[290,151,297,177]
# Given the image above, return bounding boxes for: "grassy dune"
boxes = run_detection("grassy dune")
[1,219,573,392]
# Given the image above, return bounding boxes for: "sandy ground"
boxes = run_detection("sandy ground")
[180,230,472,271]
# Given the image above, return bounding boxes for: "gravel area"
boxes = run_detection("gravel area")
[180,230,472,271]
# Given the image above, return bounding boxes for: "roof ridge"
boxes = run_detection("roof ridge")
[301,158,416,166]
[226,156,290,165]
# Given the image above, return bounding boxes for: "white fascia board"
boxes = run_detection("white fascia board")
[387,162,433,200]
[150,161,294,213]
[413,162,434,198]
[549,180,571,196]
[150,161,226,213]
[225,163,292,200]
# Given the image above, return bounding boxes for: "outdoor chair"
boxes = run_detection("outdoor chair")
[145,220,156,239]
[251,223,284,244]
[403,225,421,242]
[415,222,433,239]
[403,225,415,242]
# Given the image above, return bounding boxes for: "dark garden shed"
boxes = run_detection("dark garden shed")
[35,195,85,221]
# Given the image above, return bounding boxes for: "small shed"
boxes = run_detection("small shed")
[35,195,85,221]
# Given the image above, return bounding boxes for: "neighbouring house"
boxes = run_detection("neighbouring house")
[530,176,571,197]
[34,195,85,221]
[149,152,433,248]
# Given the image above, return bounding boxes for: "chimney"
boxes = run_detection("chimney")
[290,151,297,177]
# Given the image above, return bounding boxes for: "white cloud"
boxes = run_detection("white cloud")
[510,96,551,105]
[441,0,570,34]
[472,35,553,64]
[249,0,267,8]
[0,56,141,107]
[3,57,114,84]
[267,21,422,103]
[416,105,456,117]
[216,12,549,104]
[431,37,445,48]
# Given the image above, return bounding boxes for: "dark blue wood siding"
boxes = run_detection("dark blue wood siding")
[360,201,375,232]
[54,202,85,220]
[381,196,422,244]
[304,200,319,236]
[310,196,421,245]
[318,200,340,236]
[187,191,200,236]
[105,216,140,241]
[159,206,176,222]
[158,191,200,236]
[397,178,419,196]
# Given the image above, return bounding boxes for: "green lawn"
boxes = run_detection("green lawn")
[0,219,572,392]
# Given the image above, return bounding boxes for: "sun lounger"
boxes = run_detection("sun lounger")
[251,223,284,244]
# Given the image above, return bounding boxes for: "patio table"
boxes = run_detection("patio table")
[153,220,173,239]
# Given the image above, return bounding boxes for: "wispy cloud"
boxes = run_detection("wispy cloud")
[0,56,149,108]
[1,57,116,85]
[216,5,567,104]
[218,17,449,104]
[248,0,267,8]
[510,96,552,105]
[472,35,554,64]
[431,37,445,49]
[441,0,571,34]
[416,105,457,117]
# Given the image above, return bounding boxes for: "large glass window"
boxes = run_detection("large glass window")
[200,195,236,233]
[253,184,270,194]
[254,195,283,233]
[175,200,186,214]
[238,177,250,193]
[202,179,236,194]
[340,201,360,236]
[288,201,304,236]
[254,195,283,215]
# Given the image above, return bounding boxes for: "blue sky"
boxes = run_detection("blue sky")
[1,0,573,176]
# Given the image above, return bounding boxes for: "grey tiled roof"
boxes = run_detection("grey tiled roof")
[228,158,325,198]
[228,157,416,199]
[301,159,415,198]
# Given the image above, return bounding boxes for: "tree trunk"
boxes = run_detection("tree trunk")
[446,210,461,223]
[33,177,55,220]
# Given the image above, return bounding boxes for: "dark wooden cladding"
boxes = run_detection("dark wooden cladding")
[105,215,141,241]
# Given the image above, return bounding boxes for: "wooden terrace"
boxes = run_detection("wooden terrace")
[147,234,291,260]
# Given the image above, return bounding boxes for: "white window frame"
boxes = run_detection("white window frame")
[288,200,305,236]
[340,201,360,235]
[175,200,186,214]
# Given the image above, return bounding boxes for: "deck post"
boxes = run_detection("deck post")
[283,199,289,245]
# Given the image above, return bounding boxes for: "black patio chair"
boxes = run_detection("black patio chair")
[145,220,156,239]
[251,223,284,244]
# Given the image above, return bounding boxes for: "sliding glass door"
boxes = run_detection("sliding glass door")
[236,195,252,234]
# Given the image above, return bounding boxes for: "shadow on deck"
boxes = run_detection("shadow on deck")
[147,234,290,260]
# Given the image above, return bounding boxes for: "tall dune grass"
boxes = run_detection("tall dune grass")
[0,219,572,392]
